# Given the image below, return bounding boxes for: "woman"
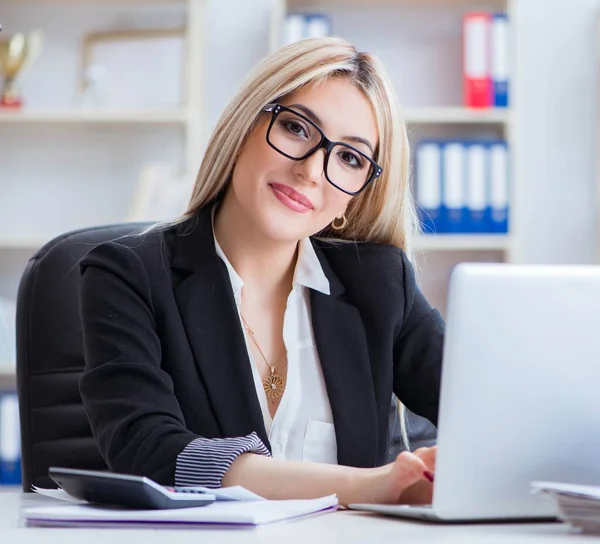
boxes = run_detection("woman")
[79,36,444,507]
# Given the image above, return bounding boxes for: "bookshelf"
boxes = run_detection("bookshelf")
[0,3,204,259]
[0,0,517,383]
[271,0,514,314]
[0,0,205,389]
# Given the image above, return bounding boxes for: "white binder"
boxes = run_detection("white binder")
[489,142,509,232]
[466,143,488,232]
[283,14,306,45]
[416,142,442,233]
[442,142,466,232]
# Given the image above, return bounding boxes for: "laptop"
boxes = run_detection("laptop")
[349,263,600,522]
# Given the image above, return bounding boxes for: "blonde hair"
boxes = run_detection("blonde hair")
[181,36,417,452]
[181,36,420,261]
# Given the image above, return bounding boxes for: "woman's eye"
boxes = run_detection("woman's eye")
[340,150,363,168]
[284,121,308,137]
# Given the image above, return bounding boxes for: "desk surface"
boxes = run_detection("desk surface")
[0,492,588,543]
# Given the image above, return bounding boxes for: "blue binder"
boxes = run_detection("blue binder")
[0,392,21,486]
[492,13,509,107]
[488,141,509,233]
[441,142,468,233]
[465,142,490,233]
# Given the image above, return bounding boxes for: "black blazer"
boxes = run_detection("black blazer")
[78,204,445,485]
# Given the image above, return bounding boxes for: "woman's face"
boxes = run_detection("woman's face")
[227,77,379,242]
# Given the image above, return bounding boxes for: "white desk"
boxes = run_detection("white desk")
[0,492,588,543]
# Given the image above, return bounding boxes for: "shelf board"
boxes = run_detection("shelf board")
[0,109,188,124]
[404,107,510,125]
[0,371,16,392]
[2,0,184,3]
[2,235,512,252]
[0,239,46,250]
[0,108,508,126]
[288,0,507,9]
[415,234,511,251]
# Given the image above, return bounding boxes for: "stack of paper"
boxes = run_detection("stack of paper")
[24,487,338,528]
[532,481,600,534]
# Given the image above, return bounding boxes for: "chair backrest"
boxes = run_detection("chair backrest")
[16,223,150,491]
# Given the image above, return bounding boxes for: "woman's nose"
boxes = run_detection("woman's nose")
[294,148,326,184]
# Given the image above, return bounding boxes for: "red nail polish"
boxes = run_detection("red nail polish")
[424,470,435,483]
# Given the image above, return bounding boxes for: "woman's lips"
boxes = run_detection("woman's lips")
[269,183,314,213]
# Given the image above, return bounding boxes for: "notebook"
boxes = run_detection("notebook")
[23,493,338,528]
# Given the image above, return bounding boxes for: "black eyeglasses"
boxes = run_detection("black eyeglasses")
[263,103,382,196]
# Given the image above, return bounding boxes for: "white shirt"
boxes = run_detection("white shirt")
[212,227,338,465]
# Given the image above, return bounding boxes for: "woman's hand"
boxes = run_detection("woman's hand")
[396,446,437,505]
[355,447,436,505]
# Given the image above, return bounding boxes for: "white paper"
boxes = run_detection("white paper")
[32,487,86,504]
[532,481,600,533]
[23,495,339,527]
[532,481,600,501]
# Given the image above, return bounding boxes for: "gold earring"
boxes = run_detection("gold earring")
[331,215,347,230]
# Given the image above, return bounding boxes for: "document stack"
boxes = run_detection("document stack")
[532,481,600,534]
[463,12,509,107]
[415,139,509,235]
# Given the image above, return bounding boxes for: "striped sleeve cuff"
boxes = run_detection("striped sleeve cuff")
[174,432,271,488]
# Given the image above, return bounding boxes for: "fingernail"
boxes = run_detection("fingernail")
[424,470,435,483]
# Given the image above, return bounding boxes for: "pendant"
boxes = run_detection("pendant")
[263,368,285,399]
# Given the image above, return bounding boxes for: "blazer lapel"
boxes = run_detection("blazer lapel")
[311,243,379,468]
[167,209,270,449]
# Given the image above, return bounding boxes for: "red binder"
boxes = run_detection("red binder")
[463,12,492,108]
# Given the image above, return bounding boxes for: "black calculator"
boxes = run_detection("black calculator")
[48,467,216,510]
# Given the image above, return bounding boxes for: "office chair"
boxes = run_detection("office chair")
[15,222,436,491]
[15,223,150,491]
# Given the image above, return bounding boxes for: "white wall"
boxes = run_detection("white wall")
[512,0,599,264]
[202,0,273,131]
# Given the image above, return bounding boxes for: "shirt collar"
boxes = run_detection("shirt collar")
[211,205,330,297]
[294,237,330,295]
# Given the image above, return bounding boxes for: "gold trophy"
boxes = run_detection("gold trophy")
[0,30,43,108]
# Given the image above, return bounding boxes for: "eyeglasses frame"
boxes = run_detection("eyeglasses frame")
[262,103,383,196]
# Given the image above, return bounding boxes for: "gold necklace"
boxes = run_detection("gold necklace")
[240,314,287,400]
